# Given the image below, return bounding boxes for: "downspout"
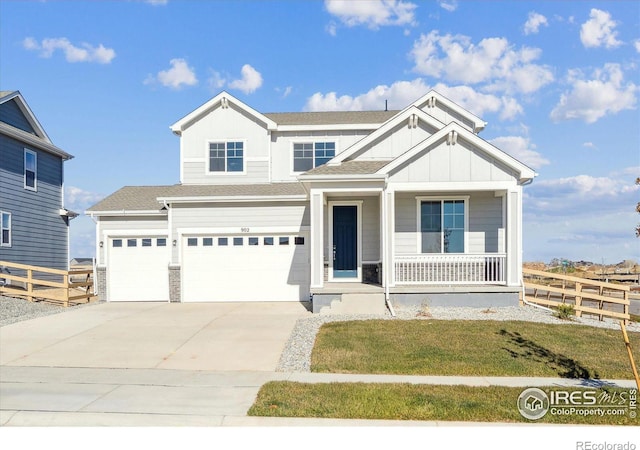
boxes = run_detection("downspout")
[382,184,395,317]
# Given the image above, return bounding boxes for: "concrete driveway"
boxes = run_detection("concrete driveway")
[1,301,310,371]
[0,301,311,426]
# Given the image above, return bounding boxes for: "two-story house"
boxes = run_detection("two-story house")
[87,90,536,312]
[0,91,75,277]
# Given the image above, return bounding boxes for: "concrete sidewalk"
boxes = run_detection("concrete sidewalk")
[1,366,636,426]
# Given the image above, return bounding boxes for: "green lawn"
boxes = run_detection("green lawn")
[248,382,638,425]
[311,320,640,379]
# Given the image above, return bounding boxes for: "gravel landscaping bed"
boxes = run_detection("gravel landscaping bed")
[0,295,102,327]
[276,304,640,373]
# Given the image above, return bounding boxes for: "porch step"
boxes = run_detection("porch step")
[320,293,387,315]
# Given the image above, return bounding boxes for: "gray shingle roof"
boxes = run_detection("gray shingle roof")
[264,110,399,126]
[87,183,307,212]
[302,160,391,176]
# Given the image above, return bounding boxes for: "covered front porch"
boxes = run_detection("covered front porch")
[306,182,523,305]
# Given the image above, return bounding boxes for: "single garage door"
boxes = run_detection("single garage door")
[107,237,170,302]
[182,234,310,302]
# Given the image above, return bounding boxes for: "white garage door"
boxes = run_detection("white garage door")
[182,234,309,302]
[107,237,169,302]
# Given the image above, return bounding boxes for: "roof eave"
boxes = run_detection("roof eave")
[86,209,167,216]
[0,122,73,160]
[157,194,308,204]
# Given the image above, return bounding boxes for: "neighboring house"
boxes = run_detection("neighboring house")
[0,91,75,275]
[87,90,536,311]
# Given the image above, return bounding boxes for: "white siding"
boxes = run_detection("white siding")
[389,139,518,183]
[348,121,437,161]
[270,129,370,182]
[180,103,270,184]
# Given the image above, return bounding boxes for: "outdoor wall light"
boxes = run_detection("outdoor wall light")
[172,240,177,247]
[99,241,103,248]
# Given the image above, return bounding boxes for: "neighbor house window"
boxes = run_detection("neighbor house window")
[293,142,335,172]
[24,149,37,190]
[209,141,244,173]
[1,211,11,247]
[419,198,467,254]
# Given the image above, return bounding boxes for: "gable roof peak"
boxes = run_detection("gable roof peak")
[410,90,487,133]
[170,91,277,135]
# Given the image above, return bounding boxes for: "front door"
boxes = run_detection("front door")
[333,205,358,278]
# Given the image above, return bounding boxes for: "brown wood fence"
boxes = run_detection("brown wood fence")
[0,260,95,307]
[523,268,630,323]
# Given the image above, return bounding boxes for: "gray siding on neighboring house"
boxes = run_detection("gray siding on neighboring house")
[0,133,68,270]
[0,99,36,135]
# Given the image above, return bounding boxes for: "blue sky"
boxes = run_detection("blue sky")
[1,0,638,265]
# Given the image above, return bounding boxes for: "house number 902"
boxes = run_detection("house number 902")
[241,227,250,233]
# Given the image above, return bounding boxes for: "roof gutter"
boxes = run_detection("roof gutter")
[155,194,308,204]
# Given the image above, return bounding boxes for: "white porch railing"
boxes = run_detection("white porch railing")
[394,254,506,285]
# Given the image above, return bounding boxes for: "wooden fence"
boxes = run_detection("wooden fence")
[0,260,95,307]
[523,268,630,323]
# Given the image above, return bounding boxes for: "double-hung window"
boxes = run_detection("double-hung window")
[24,149,37,190]
[293,142,335,172]
[209,141,244,173]
[1,211,10,247]
[419,198,467,253]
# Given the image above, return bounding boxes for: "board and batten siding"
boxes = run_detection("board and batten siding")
[348,120,438,161]
[0,99,36,135]
[179,102,270,185]
[388,139,517,184]
[170,201,310,262]
[393,191,503,255]
[0,134,68,270]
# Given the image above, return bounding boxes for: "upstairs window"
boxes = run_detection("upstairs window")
[209,141,244,173]
[24,149,37,190]
[293,142,335,172]
[419,199,466,254]
[1,211,11,247]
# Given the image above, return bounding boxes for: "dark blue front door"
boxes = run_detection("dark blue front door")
[333,205,357,278]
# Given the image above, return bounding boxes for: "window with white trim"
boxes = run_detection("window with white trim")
[419,198,467,253]
[1,211,11,247]
[209,141,244,173]
[293,142,335,172]
[24,149,37,190]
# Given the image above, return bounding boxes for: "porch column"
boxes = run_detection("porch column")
[383,189,395,289]
[310,189,324,288]
[505,187,522,286]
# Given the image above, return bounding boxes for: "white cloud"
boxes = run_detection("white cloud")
[324,0,417,30]
[550,63,637,123]
[439,1,458,12]
[634,40,640,53]
[410,31,553,95]
[580,8,622,49]
[64,186,104,212]
[489,136,549,169]
[523,12,548,35]
[227,64,263,94]
[23,37,116,64]
[144,0,168,5]
[304,79,523,120]
[145,58,198,90]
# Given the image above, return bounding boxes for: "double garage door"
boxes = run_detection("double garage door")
[181,233,309,302]
[106,233,309,302]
